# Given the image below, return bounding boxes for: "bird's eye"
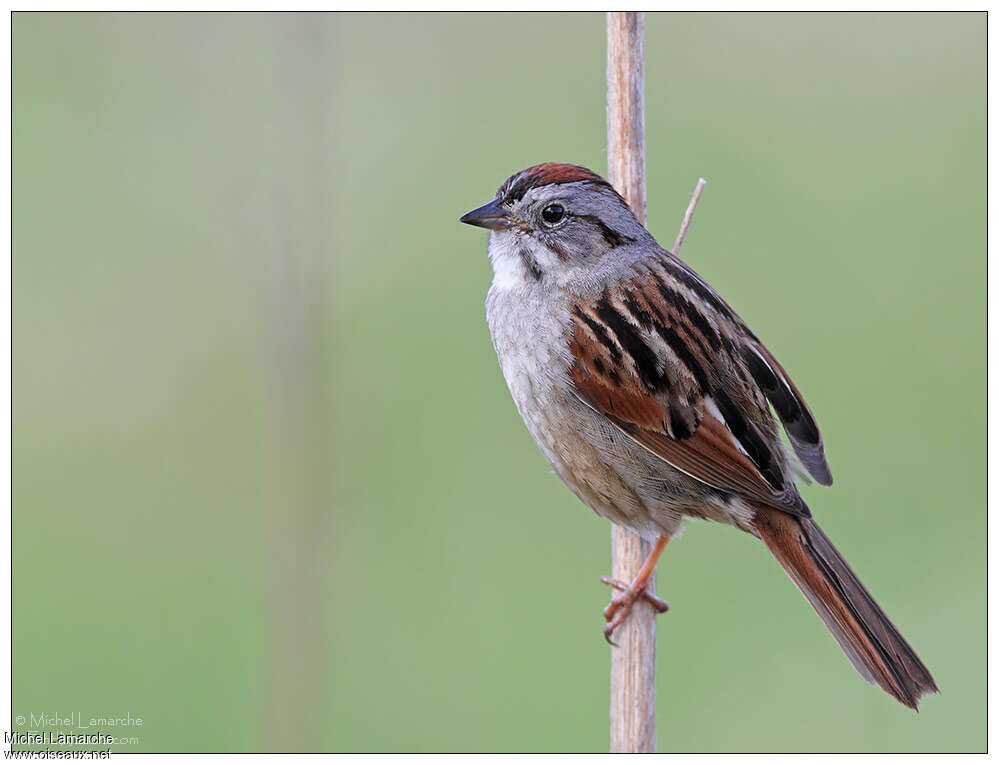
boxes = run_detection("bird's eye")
[541,203,566,226]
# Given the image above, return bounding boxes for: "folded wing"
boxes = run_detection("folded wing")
[568,252,831,517]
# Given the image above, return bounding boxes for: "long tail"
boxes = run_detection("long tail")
[754,507,938,709]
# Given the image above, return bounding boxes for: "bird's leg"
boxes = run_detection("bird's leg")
[601,534,670,645]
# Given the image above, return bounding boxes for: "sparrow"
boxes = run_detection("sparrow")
[460,162,938,710]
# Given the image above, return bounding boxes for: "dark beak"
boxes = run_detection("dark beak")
[459,198,509,230]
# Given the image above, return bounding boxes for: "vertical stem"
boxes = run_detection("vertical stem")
[606,11,656,754]
[262,16,330,751]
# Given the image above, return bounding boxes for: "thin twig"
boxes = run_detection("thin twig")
[672,177,706,255]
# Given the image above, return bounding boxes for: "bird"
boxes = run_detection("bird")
[459,162,938,710]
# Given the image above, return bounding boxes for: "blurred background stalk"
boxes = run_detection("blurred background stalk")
[260,16,332,751]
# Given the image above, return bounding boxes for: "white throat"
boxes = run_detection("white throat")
[487,230,534,291]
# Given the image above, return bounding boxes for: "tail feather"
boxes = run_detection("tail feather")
[754,507,938,709]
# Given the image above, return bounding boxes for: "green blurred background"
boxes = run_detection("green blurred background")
[12,12,984,753]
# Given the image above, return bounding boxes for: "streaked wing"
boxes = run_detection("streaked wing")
[568,251,830,517]
[740,342,832,486]
[657,254,832,486]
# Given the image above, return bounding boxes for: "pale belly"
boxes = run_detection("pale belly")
[485,285,757,540]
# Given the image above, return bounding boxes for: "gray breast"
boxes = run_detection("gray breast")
[485,283,754,541]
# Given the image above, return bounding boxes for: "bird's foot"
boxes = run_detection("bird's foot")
[600,576,669,645]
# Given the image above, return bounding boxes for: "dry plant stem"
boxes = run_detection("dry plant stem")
[606,11,656,755]
[607,13,709,753]
[673,178,707,254]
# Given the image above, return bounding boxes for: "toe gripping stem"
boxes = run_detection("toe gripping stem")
[601,534,670,646]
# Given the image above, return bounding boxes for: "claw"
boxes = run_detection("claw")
[603,621,619,647]
[601,576,670,614]
[600,577,670,644]
[599,535,671,645]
